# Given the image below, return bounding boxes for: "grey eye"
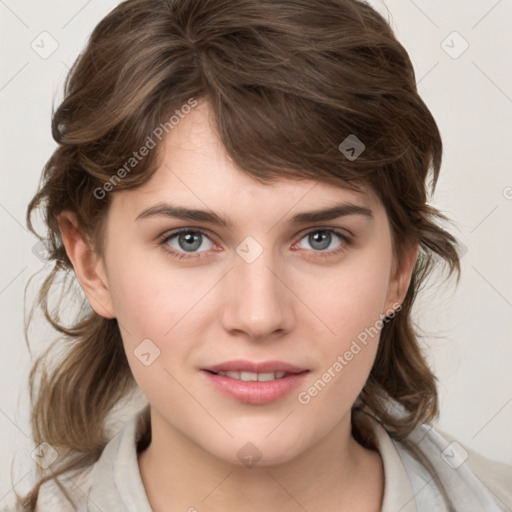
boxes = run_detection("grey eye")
[167,231,214,253]
[297,230,343,251]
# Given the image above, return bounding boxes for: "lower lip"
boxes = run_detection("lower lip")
[202,370,309,404]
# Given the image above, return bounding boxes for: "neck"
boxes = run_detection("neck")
[137,408,384,512]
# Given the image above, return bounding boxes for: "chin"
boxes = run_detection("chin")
[203,433,307,469]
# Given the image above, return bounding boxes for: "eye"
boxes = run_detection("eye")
[161,229,215,257]
[159,227,351,261]
[295,228,349,253]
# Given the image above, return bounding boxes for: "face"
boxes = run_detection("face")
[85,100,410,466]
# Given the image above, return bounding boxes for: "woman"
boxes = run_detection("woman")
[10,0,512,510]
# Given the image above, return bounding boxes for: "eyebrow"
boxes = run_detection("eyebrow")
[135,202,373,226]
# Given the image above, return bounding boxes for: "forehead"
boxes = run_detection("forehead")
[111,100,384,220]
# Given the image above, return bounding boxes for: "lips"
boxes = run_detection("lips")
[203,360,307,374]
[201,360,309,404]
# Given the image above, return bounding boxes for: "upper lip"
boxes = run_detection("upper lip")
[202,360,308,374]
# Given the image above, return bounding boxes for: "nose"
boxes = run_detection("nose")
[221,248,296,341]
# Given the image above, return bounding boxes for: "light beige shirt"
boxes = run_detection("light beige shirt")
[3,406,511,511]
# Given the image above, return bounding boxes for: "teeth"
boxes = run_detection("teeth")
[257,372,279,381]
[216,371,287,381]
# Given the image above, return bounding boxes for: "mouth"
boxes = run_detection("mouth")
[205,370,291,381]
[202,360,308,375]
[201,360,309,404]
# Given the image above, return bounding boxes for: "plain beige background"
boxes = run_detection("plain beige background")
[1,0,511,502]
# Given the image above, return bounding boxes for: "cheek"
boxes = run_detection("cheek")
[333,268,390,340]
[299,249,392,350]
[106,246,209,340]
[294,249,391,410]
[104,249,221,387]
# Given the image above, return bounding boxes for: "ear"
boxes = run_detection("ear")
[384,241,420,313]
[57,210,115,319]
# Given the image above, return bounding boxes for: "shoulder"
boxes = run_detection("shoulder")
[0,465,94,512]
[397,421,512,511]
[6,400,151,512]
[431,425,512,510]
[35,466,95,512]
[33,405,151,512]
[364,413,512,512]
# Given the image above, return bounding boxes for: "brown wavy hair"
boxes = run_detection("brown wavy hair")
[18,0,460,509]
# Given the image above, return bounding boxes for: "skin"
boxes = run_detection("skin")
[59,100,418,512]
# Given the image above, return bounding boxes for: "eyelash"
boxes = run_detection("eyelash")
[158,227,352,261]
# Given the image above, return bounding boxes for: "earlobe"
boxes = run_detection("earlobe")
[57,211,115,319]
